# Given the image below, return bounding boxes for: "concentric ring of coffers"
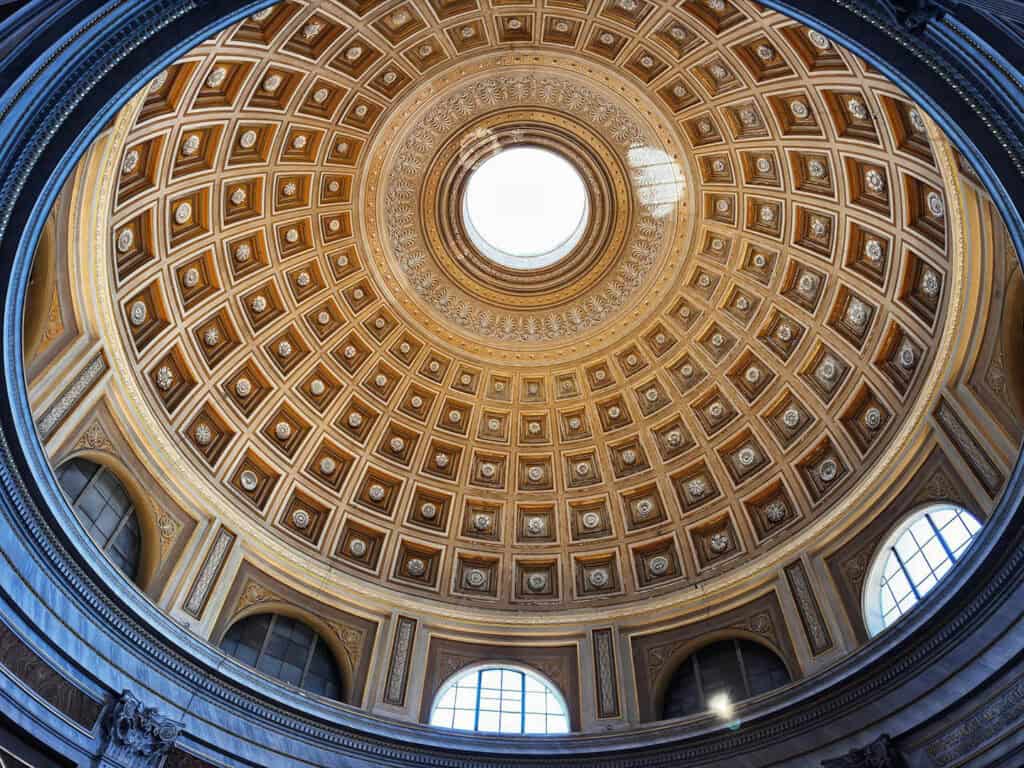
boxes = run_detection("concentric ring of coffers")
[98,0,956,612]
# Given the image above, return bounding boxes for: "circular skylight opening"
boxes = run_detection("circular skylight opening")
[463,146,589,270]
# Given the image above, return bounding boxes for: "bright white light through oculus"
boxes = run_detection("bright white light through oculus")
[627,145,685,219]
[463,146,588,270]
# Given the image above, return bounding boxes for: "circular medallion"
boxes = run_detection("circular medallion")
[349,538,367,557]
[649,555,670,576]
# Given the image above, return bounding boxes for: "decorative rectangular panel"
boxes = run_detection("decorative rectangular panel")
[36,353,107,440]
[183,527,235,618]
[592,627,620,719]
[784,559,833,656]
[934,397,1004,496]
[383,616,417,706]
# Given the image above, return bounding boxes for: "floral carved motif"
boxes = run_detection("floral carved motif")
[328,622,367,671]
[74,420,114,453]
[38,282,64,353]
[156,510,181,561]
[843,546,877,590]
[986,350,1007,395]
[235,579,281,615]
[913,469,961,506]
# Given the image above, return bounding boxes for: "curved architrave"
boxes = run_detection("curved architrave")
[0,1,1022,766]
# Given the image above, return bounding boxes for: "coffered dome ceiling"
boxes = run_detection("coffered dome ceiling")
[47,0,969,615]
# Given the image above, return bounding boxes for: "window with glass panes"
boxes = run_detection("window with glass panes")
[876,505,981,630]
[56,458,141,580]
[220,614,343,699]
[429,666,569,734]
[661,639,791,720]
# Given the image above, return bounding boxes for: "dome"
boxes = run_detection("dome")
[64,0,970,616]
[4,0,1024,766]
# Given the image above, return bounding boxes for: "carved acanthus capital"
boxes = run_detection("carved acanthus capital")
[100,690,182,767]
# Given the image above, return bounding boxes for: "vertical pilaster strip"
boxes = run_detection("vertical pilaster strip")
[183,528,234,619]
[383,616,417,706]
[592,627,620,719]
[785,559,833,656]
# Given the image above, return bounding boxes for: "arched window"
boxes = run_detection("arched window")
[55,457,141,580]
[661,638,791,720]
[220,613,343,700]
[863,503,981,636]
[429,665,569,735]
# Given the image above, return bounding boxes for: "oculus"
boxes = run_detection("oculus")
[462,147,588,271]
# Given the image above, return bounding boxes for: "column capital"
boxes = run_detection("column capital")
[98,690,182,768]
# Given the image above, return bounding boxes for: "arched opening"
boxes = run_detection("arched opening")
[462,146,589,270]
[219,613,343,700]
[429,664,570,735]
[863,502,982,637]
[660,638,791,720]
[55,457,141,582]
